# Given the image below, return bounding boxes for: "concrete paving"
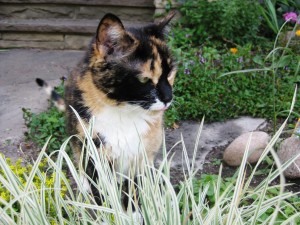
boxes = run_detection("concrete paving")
[0,49,84,161]
[0,49,267,167]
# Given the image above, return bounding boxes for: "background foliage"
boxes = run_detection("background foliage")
[165,0,300,126]
[174,0,262,46]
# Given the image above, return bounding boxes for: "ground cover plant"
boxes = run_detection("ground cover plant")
[2,108,300,224]
[22,80,67,154]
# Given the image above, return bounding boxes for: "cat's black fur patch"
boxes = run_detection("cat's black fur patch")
[71,89,91,120]
[92,134,106,148]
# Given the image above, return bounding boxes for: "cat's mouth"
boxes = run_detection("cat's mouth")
[149,99,172,111]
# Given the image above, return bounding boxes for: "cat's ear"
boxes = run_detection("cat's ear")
[96,13,134,55]
[157,11,176,31]
[148,11,176,40]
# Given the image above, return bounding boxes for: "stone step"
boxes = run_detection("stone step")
[0,0,156,49]
[0,19,149,50]
[0,18,147,34]
[0,1,155,21]
[0,0,154,7]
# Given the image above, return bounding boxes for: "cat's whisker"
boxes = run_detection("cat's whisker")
[171,100,181,106]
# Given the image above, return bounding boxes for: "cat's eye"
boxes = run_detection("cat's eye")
[139,76,150,84]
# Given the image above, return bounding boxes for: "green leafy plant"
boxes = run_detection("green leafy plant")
[258,0,300,36]
[22,107,67,153]
[259,0,281,35]
[175,0,262,46]
[22,82,68,153]
[166,2,299,126]
[222,19,300,131]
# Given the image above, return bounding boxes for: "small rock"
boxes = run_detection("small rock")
[223,131,270,166]
[278,136,300,179]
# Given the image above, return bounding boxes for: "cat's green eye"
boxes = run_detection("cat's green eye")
[139,76,150,84]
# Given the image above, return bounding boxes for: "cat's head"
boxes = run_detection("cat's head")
[90,13,177,111]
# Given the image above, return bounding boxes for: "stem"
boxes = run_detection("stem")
[272,70,277,133]
[270,19,297,132]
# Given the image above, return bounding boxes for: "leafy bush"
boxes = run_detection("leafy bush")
[165,42,299,125]
[22,82,67,153]
[165,1,300,126]
[22,107,67,152]
[176,0,262,46]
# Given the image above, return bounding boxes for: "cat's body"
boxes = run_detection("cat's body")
[64,13,176,175]
[37,13,176,210]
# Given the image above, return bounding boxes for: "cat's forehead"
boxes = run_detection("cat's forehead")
[127,26,170,61]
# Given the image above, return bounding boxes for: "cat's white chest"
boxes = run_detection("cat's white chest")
[93,105,155,163]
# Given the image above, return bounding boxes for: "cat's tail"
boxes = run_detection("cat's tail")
[36,78,66,112]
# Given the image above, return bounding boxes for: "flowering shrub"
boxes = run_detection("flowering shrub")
[0,157,68,223]
[164,0,300,126]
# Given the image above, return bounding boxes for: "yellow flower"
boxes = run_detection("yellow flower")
[0,192,10,201]
[296,30,300,37]
[230,48,238,54]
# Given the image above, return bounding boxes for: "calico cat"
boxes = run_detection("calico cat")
[37,12,176,214]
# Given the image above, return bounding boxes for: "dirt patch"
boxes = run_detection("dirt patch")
[166,120,300,194]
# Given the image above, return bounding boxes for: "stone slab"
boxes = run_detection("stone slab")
[2,33,64,42]
[77,6,154,22]
[0,40,65,49]
[64,35,92,50]
[0,19,148,34]
[155,117,267,170]
[0,4,155,21]
[0,0,155,7]
[0,5,76,19]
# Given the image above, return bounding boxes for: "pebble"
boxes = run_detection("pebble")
[223,131,270,166]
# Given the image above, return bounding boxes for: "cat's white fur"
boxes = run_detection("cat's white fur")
[93,100,164,174]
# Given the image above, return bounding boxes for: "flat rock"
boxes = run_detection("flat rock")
[223,131,270,166]
[156,117,267,170]
[278,136,300,179]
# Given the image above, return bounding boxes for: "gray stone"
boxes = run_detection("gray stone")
[278,136,300,179]
[156,117,267,170]
[0,19,98,34]
[64,35,91,50]
[0,40,65,49]
[223,131,270,166]
[2,33,64,42]
[77,6,154,22]
[0,5,75,19]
